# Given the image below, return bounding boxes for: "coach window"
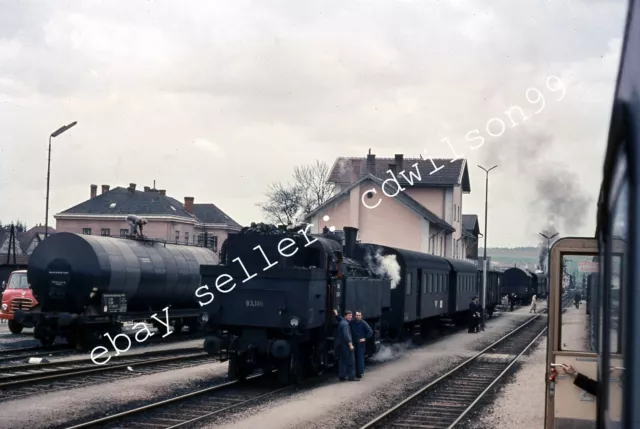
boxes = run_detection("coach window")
[422,273,427,294]
[427,274,433,293]
[406,273,412,295]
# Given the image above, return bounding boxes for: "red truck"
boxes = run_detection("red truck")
[1,270,38,334]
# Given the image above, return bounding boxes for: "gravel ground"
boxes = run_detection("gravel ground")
[203,304,547,429]
[0,360,227,429]
[462,334,547,429]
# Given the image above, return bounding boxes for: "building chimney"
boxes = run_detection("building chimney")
[184,197,194,213]
[127,183,136,193]
[144,186,150,192]
[388,163,396,175]
[159,190,166,196]
[366,153,376,175]
[395,154,403,172]
[90,184,97,199]
[101,185,110,194]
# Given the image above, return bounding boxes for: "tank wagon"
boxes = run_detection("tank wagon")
[15,232,218,347]
[200,226,391,385]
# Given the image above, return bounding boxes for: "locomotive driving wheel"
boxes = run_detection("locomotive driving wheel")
[8,320,23,334]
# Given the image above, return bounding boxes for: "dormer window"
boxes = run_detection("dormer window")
[109,202,116,209]
[170,206,176,211]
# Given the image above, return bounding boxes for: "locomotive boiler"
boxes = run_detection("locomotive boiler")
[16,232,217,347]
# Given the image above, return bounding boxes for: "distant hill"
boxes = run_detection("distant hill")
[480,246,540,269]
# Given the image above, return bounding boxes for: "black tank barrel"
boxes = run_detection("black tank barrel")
[27,233,218,313]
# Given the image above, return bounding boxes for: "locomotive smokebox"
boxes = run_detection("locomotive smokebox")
[343,226,358,259]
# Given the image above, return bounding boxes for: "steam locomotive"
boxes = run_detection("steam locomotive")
[200,225,504,384]
[501,267,548,304]
[15,232,217,347]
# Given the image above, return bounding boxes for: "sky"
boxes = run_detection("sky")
[0,0,629,247]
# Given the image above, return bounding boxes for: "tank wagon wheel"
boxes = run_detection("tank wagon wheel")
[8,320,24,334]
[172,320,184,335]
[277,354,304,385]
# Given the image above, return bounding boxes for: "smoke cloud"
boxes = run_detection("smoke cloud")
[480,123,592,235]
[364,248,402,289]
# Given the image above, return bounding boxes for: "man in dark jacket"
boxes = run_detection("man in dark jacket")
[468,297,480,333]
[561,364,597,396]
[334,310,357,381]
[351,311,373,379]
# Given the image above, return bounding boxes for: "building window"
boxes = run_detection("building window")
[185,232,189,244]
[83,228,91,235]
[120,229,128,237]
[101,228,110,237]
[175,231,180,244]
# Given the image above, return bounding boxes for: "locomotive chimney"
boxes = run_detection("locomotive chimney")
[159,189,166,196]
[90,184,97,199]
[366,153,376,175]
[101,184,110,194]
[184,197,194,213]
[343,226,358,258]
[395,154,403,172]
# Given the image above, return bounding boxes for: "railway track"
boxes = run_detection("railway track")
[63,373,289,429]
[0,328,208,366]
[0,348,214,399]
[0,344,74,365]
[358,304,563,429]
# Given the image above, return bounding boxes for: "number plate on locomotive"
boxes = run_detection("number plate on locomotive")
[102,293,128,313]
[245,300,264,307]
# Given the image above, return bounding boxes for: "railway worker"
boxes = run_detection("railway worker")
[334,309,358,381]
[351,311,373,379]
[468,297,480,333]
[529,295,538,313]
[126,215,148,238]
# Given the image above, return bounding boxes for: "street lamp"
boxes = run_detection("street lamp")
[539,231,559,296]
[478,164,498,330]
[45,121,78,238]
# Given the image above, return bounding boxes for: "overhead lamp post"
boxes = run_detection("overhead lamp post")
[478,164,497,331]
[539,231,559,296]
[45,121,78,238]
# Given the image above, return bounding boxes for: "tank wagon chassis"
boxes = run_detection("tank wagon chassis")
[16,233,218,348]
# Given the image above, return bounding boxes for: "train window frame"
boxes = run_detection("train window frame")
[557,251,600,353]
[422,273,427,295]
[427,274,433,294]
[406,272,412,295]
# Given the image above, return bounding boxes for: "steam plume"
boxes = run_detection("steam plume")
[364,248,401,289]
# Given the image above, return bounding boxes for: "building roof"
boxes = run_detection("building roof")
[328,156,470,193]
[192,204,242,228]
[56,186,241,229]
[305,174,455,232]
[462,214,481,236]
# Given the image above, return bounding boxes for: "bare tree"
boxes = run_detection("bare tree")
[257,182,305,226]
[293,160,336,215]
[259,160,336,224]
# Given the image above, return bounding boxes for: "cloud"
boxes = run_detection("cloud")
[0,0,629,246]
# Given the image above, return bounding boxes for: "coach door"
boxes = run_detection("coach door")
[545,237,600,429]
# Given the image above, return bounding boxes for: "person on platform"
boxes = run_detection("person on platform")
[351,311,373,379]
[333,309,358,382]
[529,295,538,313]
[468,297,480,333]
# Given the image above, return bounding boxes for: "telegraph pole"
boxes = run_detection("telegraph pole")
[478,164,497,330]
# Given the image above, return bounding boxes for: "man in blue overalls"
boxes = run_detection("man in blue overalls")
[334,309,358,381]
[351,310,373,379]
